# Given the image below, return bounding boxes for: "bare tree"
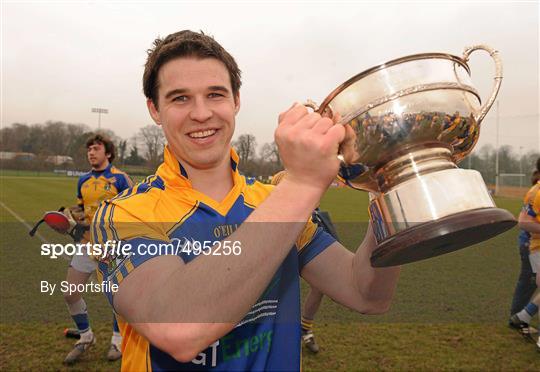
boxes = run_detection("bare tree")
[0,123,30,152]
[118,140,128,165]
[260,141,281,166]
[233,134,257,164]
[138,125,166,167]
[258,141,283,179]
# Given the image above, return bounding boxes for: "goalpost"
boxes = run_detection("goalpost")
[497,173,527,197]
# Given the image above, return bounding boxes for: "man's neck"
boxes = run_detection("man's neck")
[92,162,110,172]
[181,158,234,202]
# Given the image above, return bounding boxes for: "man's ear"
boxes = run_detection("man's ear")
[147,98,161,125]
[234,93,241,115]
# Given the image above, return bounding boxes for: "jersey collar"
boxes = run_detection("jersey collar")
[91,163,112,176]
[158,145,242,188]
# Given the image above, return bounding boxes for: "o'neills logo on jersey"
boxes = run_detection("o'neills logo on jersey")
[213,223,239,238]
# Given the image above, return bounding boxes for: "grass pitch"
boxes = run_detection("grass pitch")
[0,175,538,371]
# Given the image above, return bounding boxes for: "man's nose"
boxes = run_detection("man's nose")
[189,98,213,122]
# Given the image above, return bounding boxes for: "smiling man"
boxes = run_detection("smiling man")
[92,30,401,371]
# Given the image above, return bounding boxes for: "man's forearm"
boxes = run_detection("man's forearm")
[518,211,540,234]
[352,223,400,311]
[149,179,323,328]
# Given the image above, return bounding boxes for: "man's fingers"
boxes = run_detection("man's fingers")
[278,103,309,126]
[326,123,346,144]
[287,112,321,132]
[312,117,334,134]
[278,102,301,123]
[331,112,343,125]
[340,125,358,164]
[275,103,346,191]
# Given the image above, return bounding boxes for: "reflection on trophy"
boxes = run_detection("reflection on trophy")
[307,45,516,267]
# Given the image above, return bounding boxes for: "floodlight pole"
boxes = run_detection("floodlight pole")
[495,100,500,196]
[91,107,109,130]
[519,146,523,188]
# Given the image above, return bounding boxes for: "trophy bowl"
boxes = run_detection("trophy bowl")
[308,45,516,267]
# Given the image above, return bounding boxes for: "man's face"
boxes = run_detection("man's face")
[87,142,110,169]
[147,57,240,171]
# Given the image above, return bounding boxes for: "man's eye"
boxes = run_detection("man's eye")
[173,96,187,102]
[208,93,224,98]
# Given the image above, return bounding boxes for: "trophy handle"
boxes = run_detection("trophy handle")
[303,99,335,119]
[303,99,320,112]
[462,45,503,124]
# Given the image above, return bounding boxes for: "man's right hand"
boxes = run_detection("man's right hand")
[275,103,345,193]
[67,205,87,226]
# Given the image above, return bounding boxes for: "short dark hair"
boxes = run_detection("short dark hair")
[531,157,540,185]
[143,30,242,108]
[86,134,115,163]
[532,170,540,185]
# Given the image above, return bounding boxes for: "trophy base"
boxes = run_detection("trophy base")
[370,208,516,267]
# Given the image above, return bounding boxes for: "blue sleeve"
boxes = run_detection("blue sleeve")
[98,237,186,306]
[115,174,132,193]
[297,227,336,270]
[77,177,84,199]
[524,204,537,218]
[76,175,88,204]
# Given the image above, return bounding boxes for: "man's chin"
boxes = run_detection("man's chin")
[90,162,105,169]
[174,145,228,168]
[184,154,227,170]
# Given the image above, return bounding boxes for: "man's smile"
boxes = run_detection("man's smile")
[187,129,217,139]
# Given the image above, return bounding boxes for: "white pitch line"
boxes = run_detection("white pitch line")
[0,200,49,244]
[0,176,74,180]
[0,201,72,262]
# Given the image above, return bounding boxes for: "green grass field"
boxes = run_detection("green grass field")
[0,175,538,371]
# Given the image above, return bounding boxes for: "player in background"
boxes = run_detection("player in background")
[63,134,133,365]
[271,170,341,354]
[509,159,539,328]
[509,158,540,352]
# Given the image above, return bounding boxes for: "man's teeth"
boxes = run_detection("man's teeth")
[189,129,216,138]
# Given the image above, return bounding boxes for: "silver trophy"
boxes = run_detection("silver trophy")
[307,45,516,267]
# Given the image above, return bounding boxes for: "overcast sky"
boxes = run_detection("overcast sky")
[2,1,539,156]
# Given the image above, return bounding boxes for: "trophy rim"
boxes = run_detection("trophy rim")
[318,52,471,113]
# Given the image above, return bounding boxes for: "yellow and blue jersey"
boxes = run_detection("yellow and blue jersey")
[91,146,335,371]
[518,181,540,252]
[77,164,133,223]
